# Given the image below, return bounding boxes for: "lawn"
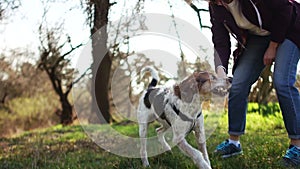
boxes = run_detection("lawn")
[0,110,291,169]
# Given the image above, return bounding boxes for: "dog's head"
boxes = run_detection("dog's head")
[174,71,231,102]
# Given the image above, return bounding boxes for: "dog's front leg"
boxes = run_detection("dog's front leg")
[139,123,150,167]
[194,114,211,166]
[177,139,211,169]
[156,126,171,152]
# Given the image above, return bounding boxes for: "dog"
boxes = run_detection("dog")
[137,66,231,169]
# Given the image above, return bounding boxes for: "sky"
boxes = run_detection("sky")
[0,0,89,53]
[0,0,211,53]
[0,0,215,75]
[0,0,299,74]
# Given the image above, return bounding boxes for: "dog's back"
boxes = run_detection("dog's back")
[138,66,170,124]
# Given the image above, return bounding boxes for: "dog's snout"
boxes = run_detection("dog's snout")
[212,86,230,96]
[211,77,231,96]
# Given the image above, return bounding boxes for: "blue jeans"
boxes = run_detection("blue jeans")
[228,34,269,136]
[228,35,300,139]
[274,39,300,139]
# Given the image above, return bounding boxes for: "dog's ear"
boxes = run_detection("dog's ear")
[194,72,212,93]
[173,84,181,99]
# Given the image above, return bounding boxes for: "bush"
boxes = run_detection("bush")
[0,92,60,137]
[247,102,281,116]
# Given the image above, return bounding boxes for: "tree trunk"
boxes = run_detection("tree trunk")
[60,95,74,125]
[94,54,111,123]
[59,95,74,125]
[90,0,111,124]
[1,92,7,104]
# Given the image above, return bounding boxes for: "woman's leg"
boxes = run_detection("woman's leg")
[273,39,300,141]
[214,35,270,157]
[228,35,270,136]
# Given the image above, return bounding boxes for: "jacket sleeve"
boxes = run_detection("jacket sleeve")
[209,4,231,72]
[267,0,294,43]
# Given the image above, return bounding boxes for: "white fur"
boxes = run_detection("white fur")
[141,66,160,82]
[137,67,213,169]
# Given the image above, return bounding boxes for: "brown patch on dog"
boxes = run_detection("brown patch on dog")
[173,84,181,99]
[173,71,212,103]
[194,72,213,94]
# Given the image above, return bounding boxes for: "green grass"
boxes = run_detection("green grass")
[0,111,290,169]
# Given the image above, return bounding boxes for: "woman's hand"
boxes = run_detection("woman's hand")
[264,41,279,65]
[216,66,227,79]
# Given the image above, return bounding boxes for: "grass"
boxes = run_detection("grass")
[0,110,291,169]
[206,112,288,169]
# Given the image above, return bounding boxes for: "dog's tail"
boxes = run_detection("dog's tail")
[141,66,160,88]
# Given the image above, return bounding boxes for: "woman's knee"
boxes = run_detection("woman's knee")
[273,72,295,92]
[230,80,250,96]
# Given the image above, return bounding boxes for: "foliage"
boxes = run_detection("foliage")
[247,102,281,116]
[0,53,51,104]
[0,56,23,103]
[0,92,60,137]
[0,50,64,137]
[0,105,290,169]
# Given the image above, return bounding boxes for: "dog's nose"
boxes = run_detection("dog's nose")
[212,86,229,96]
[212,79,230,96]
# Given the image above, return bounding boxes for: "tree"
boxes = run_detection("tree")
[0,56,21,104]
[38,23,83,125]
[0,0,20,21]
[81,0,112,123]
[81,0,145,123]
[0,50,51,105]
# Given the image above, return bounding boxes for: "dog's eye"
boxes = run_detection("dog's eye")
[196,77,209,84]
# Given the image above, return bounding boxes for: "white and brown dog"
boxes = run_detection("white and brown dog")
[138,66,231,169]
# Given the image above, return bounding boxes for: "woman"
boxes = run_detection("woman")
[208,0,300,166]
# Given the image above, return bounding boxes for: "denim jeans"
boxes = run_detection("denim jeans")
[228,34,270,136]
[228,35,300,139]
[274,39,300,139]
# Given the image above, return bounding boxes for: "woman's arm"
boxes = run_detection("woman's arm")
[264,41,279,65]
[209,4,231,73]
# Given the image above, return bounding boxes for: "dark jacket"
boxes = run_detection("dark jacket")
[209,0,300,71]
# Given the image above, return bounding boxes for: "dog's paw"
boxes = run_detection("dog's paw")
[142,160,150,168]
[142,164,150,168]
